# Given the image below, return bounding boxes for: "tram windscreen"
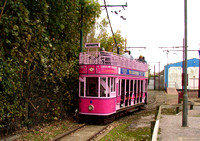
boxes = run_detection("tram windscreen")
[86,77,98,97]
[80,82,84,96]
[100,77,106,97]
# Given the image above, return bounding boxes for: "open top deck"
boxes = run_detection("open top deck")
[79,51,148,72]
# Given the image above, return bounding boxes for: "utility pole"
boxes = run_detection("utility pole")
[198,50,200,98]
[183,0,188,127]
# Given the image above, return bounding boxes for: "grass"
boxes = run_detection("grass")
[161,107,179,115]
[100,110,155,141]
[194,99,200,103]
[100,107,179,141]
[100,123,151,141]
[193,115,200,117]
[16,118,80,141]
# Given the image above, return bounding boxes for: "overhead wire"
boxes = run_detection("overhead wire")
[103,0,119,54]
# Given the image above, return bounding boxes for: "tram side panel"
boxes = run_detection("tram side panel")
[79,97,116,115]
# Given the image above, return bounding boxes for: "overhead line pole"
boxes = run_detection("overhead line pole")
[183,0,188,127]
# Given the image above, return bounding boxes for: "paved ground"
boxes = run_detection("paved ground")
[159,105,200,141]
[167,88,178,95]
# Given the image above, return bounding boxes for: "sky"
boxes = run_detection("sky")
[98,0,200,73]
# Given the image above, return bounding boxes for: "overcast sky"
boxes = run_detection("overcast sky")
[98,0,200,73]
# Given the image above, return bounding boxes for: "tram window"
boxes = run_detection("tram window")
[125,80,129,106]
[114,78,116,91]
[108,78,110,87]
[111,77,114,92]
[138,80,140,94]
[121,79,125,96]
[126,80,129,94]
[130,80,133,105]
[80,82,84,96]
[134,80,137,95]
[130,80,133,93]
[111,78,115,92]
[145,80,148,92]
[86,77,98,97]
[130,80,133,95]
[141,80,143,93]
[120,79,125,107]
[118,79,121,96]
[100,77,106,97]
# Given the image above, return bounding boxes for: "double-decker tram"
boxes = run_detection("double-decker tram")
[78,43,148,123]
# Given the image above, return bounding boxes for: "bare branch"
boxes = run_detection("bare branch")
[0,0,8,22]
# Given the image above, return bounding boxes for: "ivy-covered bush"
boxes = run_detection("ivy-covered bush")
[0,0,100,132]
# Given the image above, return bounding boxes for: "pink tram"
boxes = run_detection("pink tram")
[78,43,148,122]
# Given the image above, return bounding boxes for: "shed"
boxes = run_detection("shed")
[164,58,199,90]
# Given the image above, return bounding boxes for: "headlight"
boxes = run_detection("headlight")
[88,105,94,111]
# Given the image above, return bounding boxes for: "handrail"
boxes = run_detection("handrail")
[79,52,148,72]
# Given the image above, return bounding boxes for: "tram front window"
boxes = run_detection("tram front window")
[86,77,98,97]
[80,82,84,96]
[100,77,106,97]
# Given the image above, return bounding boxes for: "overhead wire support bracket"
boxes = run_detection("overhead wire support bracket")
[100,3,128,7]
[163,49,198,52]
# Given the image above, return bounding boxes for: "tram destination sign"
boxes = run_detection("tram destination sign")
[119,68,145,76]
[85,43,100,48]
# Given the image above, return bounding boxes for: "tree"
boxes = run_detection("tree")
[0,0,100,130]
[86,18,126,54]
[101,30,125,54]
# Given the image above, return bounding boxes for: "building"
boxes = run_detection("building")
[164,58,199,98]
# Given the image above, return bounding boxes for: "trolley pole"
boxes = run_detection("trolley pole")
[182,0,188,127]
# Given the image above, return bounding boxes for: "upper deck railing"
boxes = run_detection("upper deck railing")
[79,51,148,72]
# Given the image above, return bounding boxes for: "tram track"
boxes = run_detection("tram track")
[53,106,159,141]
[53,123,111,141]
[53,124,87,141]
[53,91,165,141]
